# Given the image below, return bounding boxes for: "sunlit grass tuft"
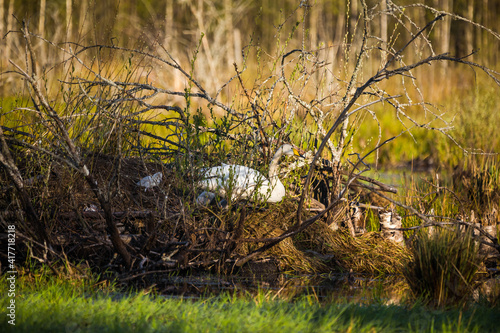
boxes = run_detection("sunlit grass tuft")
[403,228,481,308]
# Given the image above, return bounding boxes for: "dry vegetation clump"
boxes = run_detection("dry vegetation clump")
[233,200,326,273]
[403,229,482,307]
[0,153,174,265]
[451,159,500,225]
[295,222,411,275]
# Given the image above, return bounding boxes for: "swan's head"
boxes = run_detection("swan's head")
[279,144,302,157]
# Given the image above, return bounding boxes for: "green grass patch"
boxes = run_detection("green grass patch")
[1,273,499,332]
[350,81,500,168]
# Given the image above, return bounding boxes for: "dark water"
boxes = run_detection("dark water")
[153,273,407,305]
[365,168,440,189]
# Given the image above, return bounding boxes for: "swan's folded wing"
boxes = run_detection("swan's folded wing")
[229,167,273,201]
[222,165,264,187]
[198,165,243,193]
[199,164,272,200]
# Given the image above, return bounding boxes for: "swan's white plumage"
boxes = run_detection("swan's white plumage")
[136,172,162,191]
[197,144,300,204]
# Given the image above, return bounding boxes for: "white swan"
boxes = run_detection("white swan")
[197,144,301,204]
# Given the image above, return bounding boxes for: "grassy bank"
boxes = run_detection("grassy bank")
[1,273,499,333]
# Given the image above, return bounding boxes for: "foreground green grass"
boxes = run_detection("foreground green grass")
[1,274,499,332]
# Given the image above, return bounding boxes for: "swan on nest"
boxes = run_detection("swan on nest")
[196,144,302,204]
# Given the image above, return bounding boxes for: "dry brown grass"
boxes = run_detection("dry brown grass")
[296,221,411,275]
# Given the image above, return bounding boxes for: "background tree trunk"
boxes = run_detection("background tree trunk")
[309,2,318,50]
[466,0,474,60]
[38,0,46,62]
[78,0,89,40]
[380,0,388,65]
[438,0,453,69]
[224,0,234,66]
[66,0,72,39]
[0,0,4,37]
[5,0,14,61]
[165,0,174,47]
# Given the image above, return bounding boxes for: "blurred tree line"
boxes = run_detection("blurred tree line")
[0,0,499,81]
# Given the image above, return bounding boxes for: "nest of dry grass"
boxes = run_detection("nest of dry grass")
[1,152,412,279]
[294,221,411,274]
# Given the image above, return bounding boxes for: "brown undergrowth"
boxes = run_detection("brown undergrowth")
[0,151,411,277]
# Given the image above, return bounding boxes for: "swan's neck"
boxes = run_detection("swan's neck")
[268,148,283,187]
[264,149,286,202]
